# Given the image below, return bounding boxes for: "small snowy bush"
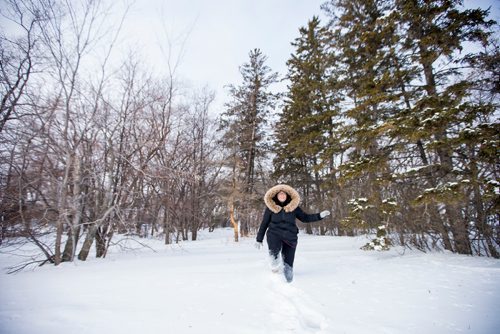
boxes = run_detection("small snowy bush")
[361,225,391,251]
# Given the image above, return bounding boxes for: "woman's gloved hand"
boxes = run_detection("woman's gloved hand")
[320,210,331,218]
[255,241,263,250]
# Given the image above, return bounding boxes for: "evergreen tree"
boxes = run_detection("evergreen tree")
[274,16,339,234]
[219,48,278,236]
[322,0,402,244]
[393,0,497,255]
[319,0,498,255]
[274,18,329,184]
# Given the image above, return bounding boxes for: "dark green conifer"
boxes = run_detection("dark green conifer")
[394,0,497,255]
[219,48,278,236]
[274,17,337,234]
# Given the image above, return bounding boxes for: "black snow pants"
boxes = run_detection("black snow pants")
[266,231,297,267]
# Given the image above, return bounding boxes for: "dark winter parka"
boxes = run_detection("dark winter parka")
[256,184,323,244]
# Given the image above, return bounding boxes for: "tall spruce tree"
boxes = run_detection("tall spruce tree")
[274,18,328,190]
[393,0,497,255]
[322,0,402,244]
[319,0,498,255]
[274,16,338,234]
[220,48,278,236]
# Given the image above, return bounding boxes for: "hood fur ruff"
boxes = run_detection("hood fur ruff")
[264,184,301,214]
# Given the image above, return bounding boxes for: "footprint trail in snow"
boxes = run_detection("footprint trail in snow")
[268,273,329,333]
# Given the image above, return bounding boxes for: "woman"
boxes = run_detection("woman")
[255,184,330,282]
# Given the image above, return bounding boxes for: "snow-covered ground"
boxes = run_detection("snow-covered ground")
[1,228,499,334]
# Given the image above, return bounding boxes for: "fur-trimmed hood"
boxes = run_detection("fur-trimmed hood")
[264,184,301,214]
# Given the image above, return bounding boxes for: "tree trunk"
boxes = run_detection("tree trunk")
[420,48,471,255]
[447,204,472,255]
[62,225,81,262]
[78,225,98,261]
[163,207,170,245]
[54,152,73,265]
[229,201,239,242]
[469,146,498,258]
[95,227,107,258]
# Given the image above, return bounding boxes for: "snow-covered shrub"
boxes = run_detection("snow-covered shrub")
[361,225,391,251]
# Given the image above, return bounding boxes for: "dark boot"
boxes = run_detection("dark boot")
[284,263,293,283]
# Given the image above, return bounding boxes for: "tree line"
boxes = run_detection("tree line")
[0,0,498,272]
[222,0,499,257]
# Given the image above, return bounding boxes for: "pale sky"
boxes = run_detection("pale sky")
[118,0,327,112]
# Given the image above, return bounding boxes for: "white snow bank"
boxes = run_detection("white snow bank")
[1,228,499,334]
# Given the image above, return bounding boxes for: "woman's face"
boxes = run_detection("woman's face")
[277,191,287,203]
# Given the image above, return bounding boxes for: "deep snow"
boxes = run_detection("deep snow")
[1,228,499,334]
